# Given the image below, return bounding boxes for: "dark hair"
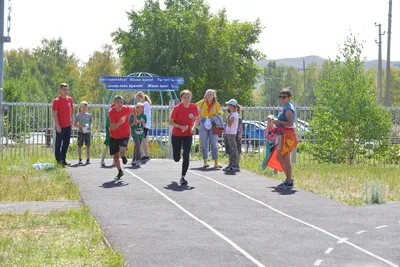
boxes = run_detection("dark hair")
[279,87,291,97]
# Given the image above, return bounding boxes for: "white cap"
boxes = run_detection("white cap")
[225,99,238,106]
[80,101,88,105]
[266,114,275,120]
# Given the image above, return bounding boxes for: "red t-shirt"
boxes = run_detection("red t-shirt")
[52,96,74,128]
[170,103,199,136]
[108,106,135,139]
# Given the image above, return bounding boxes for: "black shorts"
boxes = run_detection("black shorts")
[143,128,149,138]
[109,137,129,156]
[78,132,91,146]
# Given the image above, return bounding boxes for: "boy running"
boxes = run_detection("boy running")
[108,96,136,180]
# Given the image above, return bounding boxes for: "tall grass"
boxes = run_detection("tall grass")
[224,154,400,206]
[0,207,124,266]
[0,155,79,202]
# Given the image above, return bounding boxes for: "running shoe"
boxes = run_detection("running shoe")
[278,180,294,188]
[115,169,124,181]
[180,177,188,185]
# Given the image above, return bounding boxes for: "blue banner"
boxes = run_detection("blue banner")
[104,82,180,90]
[100,76,184,85]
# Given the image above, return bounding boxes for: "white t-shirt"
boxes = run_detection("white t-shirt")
[225,112,239,134]
[144,101,151,129]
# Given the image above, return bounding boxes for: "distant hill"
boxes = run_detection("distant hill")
[256,55,400,70]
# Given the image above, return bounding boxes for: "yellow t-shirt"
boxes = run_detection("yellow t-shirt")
[196,99,222,118]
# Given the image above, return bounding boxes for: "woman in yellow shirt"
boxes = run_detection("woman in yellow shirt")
[196,89,223,168]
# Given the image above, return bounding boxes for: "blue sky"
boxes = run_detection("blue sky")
[6,0,399,62]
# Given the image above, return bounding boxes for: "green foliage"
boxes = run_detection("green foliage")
[259,61,321,107]
[76,45,120,104]
[310,34,392,164]
[112,0,264,105]
[363,181,385,204]
[4,38,79,103]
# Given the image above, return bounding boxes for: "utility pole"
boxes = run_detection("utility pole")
[0,0,10,143]
[299,59,308,106]
[385,0,392,107]
[375,22,385,104]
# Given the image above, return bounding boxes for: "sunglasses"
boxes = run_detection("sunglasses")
[279,95,288,99]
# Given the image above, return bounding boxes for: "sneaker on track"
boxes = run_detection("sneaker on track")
[180,178,188,185]
[115,169,124,181]
[278,180,294,188]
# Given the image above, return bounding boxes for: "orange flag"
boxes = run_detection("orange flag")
[266,147,284,172]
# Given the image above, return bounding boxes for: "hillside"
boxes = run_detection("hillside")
[257,55,400,70]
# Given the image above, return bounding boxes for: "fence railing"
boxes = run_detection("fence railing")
[1,102,399,166]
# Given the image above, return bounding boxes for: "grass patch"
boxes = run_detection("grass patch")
[223,153,400,206]
[0,207,124,266]
[0,155,79,202]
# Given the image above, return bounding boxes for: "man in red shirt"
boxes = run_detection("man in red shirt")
[52,83,74,166]
[108,95,136,180]
[169,90,199,185]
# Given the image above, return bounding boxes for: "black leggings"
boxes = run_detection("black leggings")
[171,135,193,176]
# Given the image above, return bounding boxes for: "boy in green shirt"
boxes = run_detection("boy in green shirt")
[130,102,147,166]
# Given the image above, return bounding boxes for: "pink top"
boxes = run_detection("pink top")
[265,126,276,144]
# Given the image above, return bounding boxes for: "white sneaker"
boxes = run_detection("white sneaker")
[136,160,141,166]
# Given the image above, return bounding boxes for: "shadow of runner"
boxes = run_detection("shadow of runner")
[189,167,222,172]
[100,164,115,169]
[268,186,297,195]
[164,182,195,191]
[100,180,129,189]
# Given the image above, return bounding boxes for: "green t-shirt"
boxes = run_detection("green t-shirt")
[130,114,147,138]
[104,116,110,146]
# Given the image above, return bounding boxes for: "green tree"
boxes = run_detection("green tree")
[310,35,392,164]
[77,44,120,104]
[33,38,80,101]
[382,68,400,106]
[112,0,264,104]
[4,49,44,102]
[260,62,303,106]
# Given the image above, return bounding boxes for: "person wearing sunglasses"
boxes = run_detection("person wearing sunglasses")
[273,88,298,188]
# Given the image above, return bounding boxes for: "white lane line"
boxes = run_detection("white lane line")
[337,238,349,244]
[189,170,399,267]
[325,247,334,254]
[124,169,266,267]
[356,230,367,235]
[314,259,323,266]
[376,225,388,229]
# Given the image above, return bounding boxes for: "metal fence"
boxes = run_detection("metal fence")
[1,102,399,166]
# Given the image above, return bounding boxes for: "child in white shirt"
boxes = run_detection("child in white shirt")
[223,99,239,172]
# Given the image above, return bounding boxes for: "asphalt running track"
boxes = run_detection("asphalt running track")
[69,159,400,267]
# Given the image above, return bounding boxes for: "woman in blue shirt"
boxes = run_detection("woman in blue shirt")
[273,88,298,188]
